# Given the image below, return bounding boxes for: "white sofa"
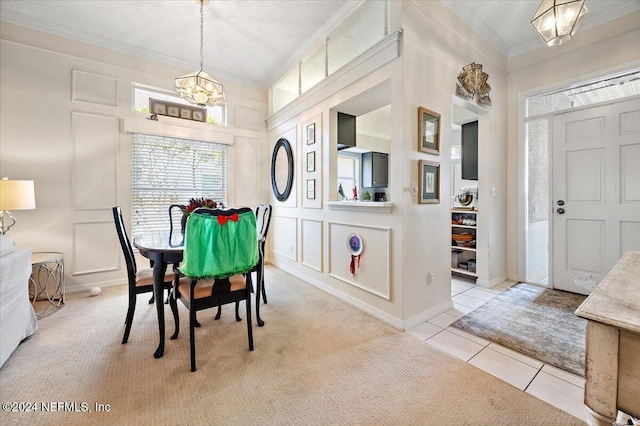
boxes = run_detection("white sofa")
[0,234,37,368]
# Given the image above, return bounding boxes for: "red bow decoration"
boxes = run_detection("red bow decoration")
[217,212,238,225]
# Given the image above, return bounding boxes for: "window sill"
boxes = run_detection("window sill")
[327,201,393,213]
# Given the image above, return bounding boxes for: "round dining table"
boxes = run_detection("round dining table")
[133,230,265,359]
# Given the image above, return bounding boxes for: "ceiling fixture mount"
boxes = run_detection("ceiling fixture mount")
[531,0,588,47]
[175,0,225,107]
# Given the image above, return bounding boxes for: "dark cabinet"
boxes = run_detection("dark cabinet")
[362,152,388,188]
[337,112,356,150]
[461,120,478,180]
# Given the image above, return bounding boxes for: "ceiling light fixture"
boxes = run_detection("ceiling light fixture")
[175,0,225,107]
[531,0,588,47]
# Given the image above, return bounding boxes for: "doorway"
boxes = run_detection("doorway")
[551,97,640,294]
[523,69,640,291]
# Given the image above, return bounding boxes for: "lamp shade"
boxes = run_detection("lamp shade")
[532,0,588,47]
[0,179,36,210]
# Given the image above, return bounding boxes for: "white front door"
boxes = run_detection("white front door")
[552,97,640,294]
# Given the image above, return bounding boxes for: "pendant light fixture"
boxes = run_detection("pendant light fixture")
[531,0,588,47]
[175,0,225,107]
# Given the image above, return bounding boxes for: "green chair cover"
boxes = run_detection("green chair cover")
[180,210,258,278]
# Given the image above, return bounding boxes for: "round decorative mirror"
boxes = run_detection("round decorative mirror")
[271,138,294,202]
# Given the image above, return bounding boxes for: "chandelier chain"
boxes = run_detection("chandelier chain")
[199,0,204,72]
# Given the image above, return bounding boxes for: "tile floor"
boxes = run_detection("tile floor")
[407,276,589,422]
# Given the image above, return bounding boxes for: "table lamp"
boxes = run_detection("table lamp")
[0,177,36,234]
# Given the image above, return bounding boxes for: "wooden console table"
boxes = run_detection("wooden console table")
[575,251,640,426]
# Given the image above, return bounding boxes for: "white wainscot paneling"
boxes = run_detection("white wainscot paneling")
[235,105,262,131]
[234,136,260,206]
[72,69,118,106]
[72,112,118,209]
[73,221,120,275]
[620,144,640,202]
[270,216,297,261]
[301,219,322,272]
[329,222,390,300]
[621,221,640,255]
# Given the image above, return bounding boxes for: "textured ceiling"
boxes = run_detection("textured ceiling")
[442,0,640,58]
[1,0,638,89]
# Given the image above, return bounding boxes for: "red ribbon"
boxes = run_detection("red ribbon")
[217,212,238,225]
[350,254,361,277]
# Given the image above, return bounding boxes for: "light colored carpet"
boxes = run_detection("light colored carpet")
[0,267,583,425]
[452,283,587,377]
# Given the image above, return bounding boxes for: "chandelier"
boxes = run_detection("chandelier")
[531,0,588,47]
[456,63,492,106]
[175,0,225,107]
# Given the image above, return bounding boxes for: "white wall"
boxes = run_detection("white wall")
[0,22,269,293]
[401,0,508,323]
[263,1,508,329]
[506,11,640,282]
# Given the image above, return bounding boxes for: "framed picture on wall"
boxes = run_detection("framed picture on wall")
[307,179,316,199]
[418,107,441,154]
[149,98,206,122]
[307,151,316,172]
[418,160,440,204]
[307,123,315,145]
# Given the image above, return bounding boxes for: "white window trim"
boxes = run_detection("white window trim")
[123,117,234,145]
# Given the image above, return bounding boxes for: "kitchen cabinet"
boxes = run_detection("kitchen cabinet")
[362,152,388,188]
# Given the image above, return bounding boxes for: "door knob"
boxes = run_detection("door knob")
[557,208,565,214]
[557,200,565,206]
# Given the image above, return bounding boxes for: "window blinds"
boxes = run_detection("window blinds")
[131,133,227,235]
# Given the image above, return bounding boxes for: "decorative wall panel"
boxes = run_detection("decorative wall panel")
[270,216,297,261]
[271,126,298,208]
[71,69,118,106]
[235,105,262,131]
[73,221,119,275]
[301,219,322,271]
[329,222,390,299]
[302,114,322,209]
[72,112,118,209]
[234,136,260,206]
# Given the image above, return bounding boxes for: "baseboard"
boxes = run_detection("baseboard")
[403,300,454,331]
[271,260,404,330]
[476,274,508,288]
[66,278,127,294]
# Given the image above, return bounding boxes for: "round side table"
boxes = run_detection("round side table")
[29,252,65,318]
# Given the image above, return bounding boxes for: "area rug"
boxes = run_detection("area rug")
[452,283,587,377]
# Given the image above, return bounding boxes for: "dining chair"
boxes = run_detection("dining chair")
[214,203,272,321]
[169,204,186,234]
[170,207,258,372]
[112,206,175,344]
[254,204,272,304]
